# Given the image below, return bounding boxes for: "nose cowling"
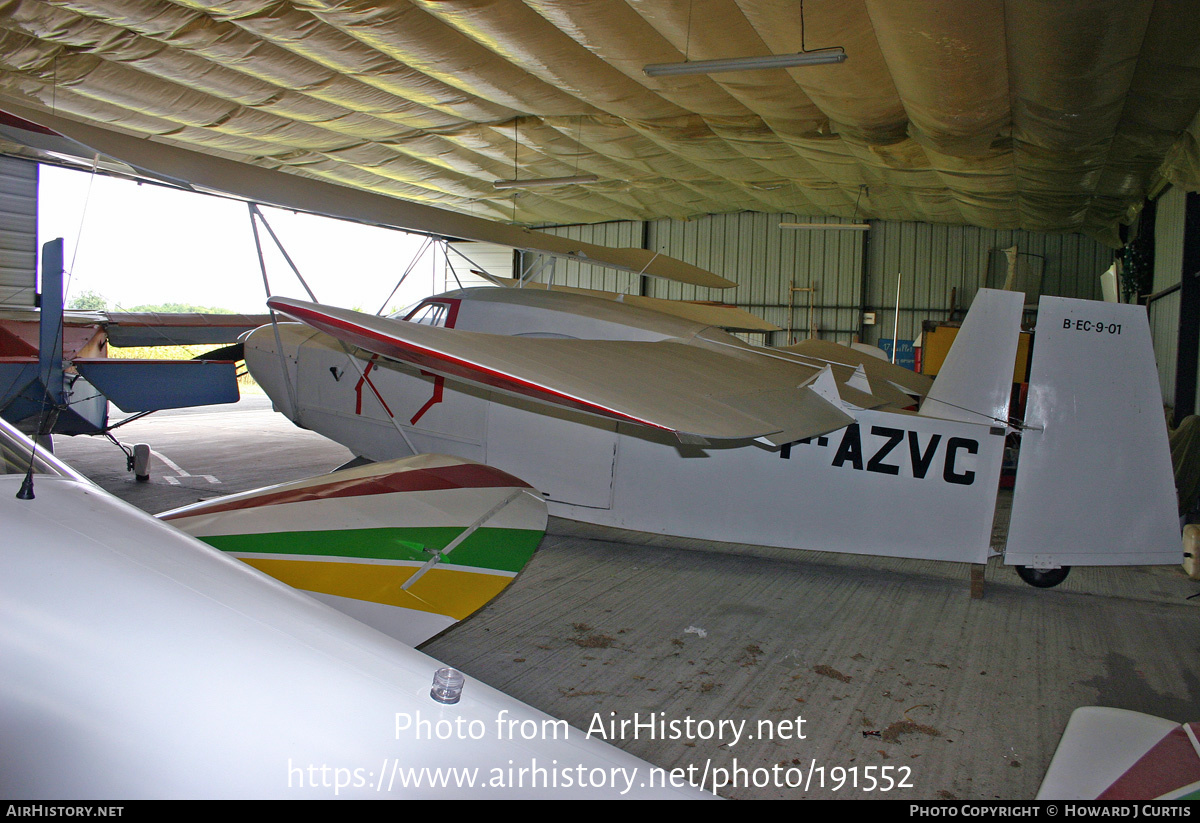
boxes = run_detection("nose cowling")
[243,323,300,420]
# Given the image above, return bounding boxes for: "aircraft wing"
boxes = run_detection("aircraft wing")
[268,297,864,445]
[483,279,781,333]
[0,100,734,291]
[779,338,933,399]
[103,312,273,347]
[161,453,546,647]
[0,418,706,799]
[0,308,268,352]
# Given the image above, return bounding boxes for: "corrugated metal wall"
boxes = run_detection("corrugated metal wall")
[0,156,37,306]
[1149,186,1187,404]
[537,213,1112,347]
[526,221,645,295]
[441,240,513,292]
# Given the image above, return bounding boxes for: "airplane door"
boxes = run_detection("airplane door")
[485,396,616,509]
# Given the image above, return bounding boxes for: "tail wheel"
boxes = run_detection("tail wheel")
[1016,565,1071,588]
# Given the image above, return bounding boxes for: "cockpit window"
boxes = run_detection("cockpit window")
[403,302,448,327]
[401,299,460,329]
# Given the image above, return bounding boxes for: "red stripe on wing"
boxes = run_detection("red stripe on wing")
[161,462,532,520]
[271,300,672,433]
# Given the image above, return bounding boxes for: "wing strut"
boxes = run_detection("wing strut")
[401,489,529,591]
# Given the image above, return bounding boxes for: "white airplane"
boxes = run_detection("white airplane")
[2,99,1179,588]
[0,416,709,799]
[244,285,1180,589]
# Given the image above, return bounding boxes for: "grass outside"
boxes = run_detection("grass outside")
[108,344,261,393]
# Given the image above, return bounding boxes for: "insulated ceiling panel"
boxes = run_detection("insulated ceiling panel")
[0,0,1197,246]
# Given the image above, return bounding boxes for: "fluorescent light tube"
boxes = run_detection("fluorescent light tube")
[493,174,598,190]
[644,48,845,77]
[779,222,870,231]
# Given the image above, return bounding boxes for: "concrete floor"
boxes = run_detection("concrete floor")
[56,396,1200,800]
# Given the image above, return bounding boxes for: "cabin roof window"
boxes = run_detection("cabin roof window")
[404,302,448,327]
[400,298,460,329]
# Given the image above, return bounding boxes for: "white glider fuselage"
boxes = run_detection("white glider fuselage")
[248,289,1005,565]
[0,417,708,799]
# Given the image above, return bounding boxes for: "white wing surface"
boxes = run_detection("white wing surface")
[1,100,734,291]
[269,297,877,445]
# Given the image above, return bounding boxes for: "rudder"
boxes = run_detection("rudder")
[1005,296,1179,568]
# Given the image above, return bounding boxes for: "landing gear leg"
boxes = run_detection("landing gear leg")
[110,432,152,482]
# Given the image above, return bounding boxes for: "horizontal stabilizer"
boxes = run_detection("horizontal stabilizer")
[74,358,239,412]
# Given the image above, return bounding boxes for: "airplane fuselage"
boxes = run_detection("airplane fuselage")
[247,293,1006,566]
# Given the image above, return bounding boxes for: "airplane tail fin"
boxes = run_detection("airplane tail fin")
[918,288,1025,426]
[1004,296,1179,569]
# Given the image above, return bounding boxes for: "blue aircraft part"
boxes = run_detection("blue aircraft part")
[0,362,38,408]
[38,239,64,398]
[0,361,41,423]
[74,359,240,412]
[3,239,240,432]
[0,365,108,435]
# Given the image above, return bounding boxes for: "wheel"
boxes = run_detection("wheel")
[1016,565,1070,588]
[133,443,151,482]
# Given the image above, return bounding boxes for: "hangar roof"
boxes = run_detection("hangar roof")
[1,0,1198,246]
